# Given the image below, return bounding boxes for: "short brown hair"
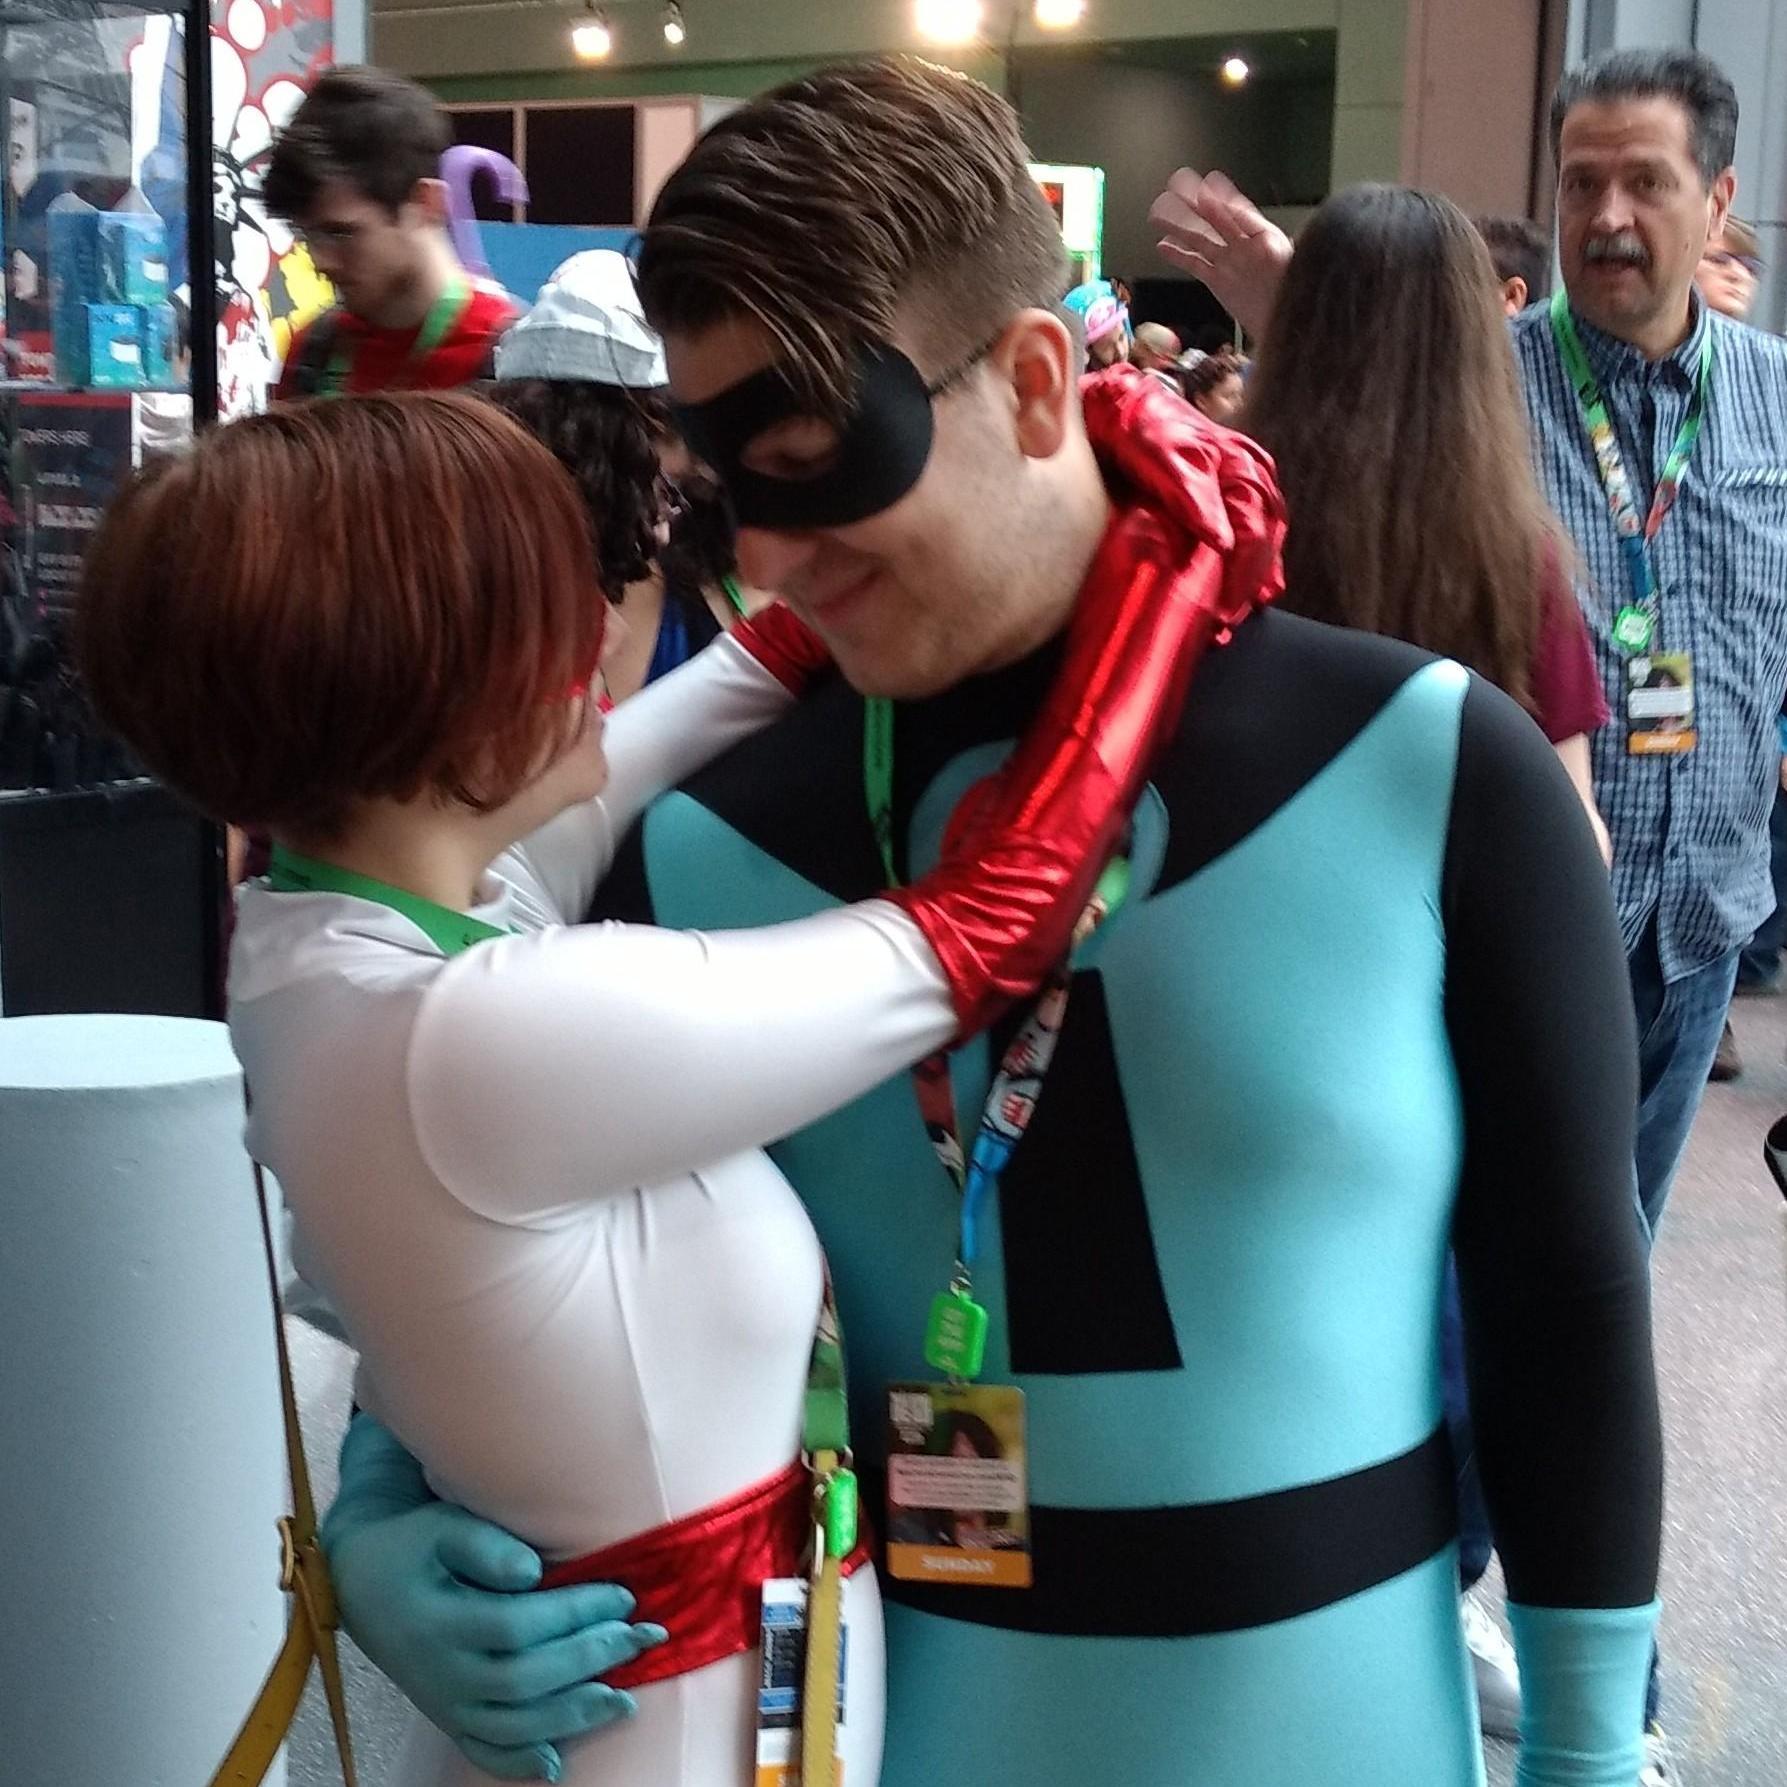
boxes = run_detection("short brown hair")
[1473,215,1549,301]
[77,393,605,838]
[1180,346,1242,404]
[264,65,449,221]
[637,56,1068,413]
[1550,47,1737,188]
[1716,214,1761,260]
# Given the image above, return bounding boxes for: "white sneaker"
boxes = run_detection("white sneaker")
[1460,1588,1522,1741]
[1640,1722,1678,1785]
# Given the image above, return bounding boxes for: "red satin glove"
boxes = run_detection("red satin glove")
[728,601,831,696]
[887,367,1286,1039]
[1080,364,1286,630]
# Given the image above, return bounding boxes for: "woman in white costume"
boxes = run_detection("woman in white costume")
[76,393,1254,1786]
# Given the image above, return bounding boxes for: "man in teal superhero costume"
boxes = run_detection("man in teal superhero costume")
[322,59,1662,1786]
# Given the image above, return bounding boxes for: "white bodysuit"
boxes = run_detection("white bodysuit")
[229,638,959,1786]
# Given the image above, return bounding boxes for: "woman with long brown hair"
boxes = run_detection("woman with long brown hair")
[1240,183,1610,860]
[1231,180,1616,1749]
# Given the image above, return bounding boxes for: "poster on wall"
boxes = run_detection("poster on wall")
[14,395,133,619]
[132,0,341,416]
[1029,162,1104,286]
[207,0,336,416]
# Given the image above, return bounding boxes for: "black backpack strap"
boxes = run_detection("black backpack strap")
[282,309,343,400]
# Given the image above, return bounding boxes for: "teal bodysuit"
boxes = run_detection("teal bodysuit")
[594,608,1661,1785]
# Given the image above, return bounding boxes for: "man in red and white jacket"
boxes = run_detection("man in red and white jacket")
[265,65,515,402]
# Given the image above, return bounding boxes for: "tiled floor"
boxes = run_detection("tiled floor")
[291,993,1787,1785]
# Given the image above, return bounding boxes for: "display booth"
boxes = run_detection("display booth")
[0,0,342,1017]
[1030,161,1105,286]
[443,94,736,306]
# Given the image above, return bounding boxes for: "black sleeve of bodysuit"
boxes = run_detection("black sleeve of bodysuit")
[1443,675,1662,1609]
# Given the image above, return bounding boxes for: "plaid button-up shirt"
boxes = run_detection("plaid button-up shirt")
[1513,295,1787,980]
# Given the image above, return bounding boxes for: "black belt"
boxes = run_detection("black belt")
[867,1423,1455,1637]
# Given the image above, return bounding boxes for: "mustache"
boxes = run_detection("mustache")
[1585,234,1650,268]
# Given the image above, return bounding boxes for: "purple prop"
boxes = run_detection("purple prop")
[441,145,530,277]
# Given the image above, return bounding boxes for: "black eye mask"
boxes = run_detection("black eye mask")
[670,340,941,531]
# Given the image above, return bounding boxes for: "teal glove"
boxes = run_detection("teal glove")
[1507,1599,1660,1786]
[321,1412,667,1783]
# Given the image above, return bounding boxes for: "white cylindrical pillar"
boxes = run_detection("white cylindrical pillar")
[0,1014,287,1785]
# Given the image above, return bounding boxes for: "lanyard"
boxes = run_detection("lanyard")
[801,1273,853,1787]
[265,841,860,1565]
[320,273,473,398]
[1549,290,1714,650]
[803,1277,857,1559]
[266,846,514,954]
[863,697,1128,1380]
[720,575,749,620]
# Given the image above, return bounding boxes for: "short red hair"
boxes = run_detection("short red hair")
[77,392,606,837]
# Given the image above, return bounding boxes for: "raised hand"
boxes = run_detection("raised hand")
[1148,168,1293,341]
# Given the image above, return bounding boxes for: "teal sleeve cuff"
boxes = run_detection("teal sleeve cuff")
[321,1410,434,1550]
[1507,1599,1660,1786]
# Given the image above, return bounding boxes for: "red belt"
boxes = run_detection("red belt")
[538,1460,872,1689]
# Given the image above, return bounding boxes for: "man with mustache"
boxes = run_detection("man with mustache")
[1521,53,1787,1139]
[266,67,516,401]
[1154,45,1787,1780]
[1160,48,1787,1238]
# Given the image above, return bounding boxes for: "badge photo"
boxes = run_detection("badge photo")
[1625,650,1697,756]
[884,1382,1031,1589]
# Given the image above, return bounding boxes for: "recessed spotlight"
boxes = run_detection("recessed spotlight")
[916,0,982,47]
[1034,0,1087,27]
[569,3,612,58]
[662,2,685,46]
[1220,55,1251,86]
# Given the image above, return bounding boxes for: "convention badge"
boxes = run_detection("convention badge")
[922,1286,988,1380]
[1611,604,1655,655]
[755,1578,846,1786]
[1626,651,1697,756]
[884,1382,1031,1588]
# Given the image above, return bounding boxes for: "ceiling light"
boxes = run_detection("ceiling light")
[662,2,685,46]
[1034,0,1086,27]
[569,3,612,58]
[916,0,982,47]
[1220,55,1251,86]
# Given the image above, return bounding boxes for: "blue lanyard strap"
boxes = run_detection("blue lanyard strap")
[956,856,1130,1272]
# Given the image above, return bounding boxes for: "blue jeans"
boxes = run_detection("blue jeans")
[1441,1263,1492,1591]
[1737,787,1787,985]
[1629,922,1742,1236]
